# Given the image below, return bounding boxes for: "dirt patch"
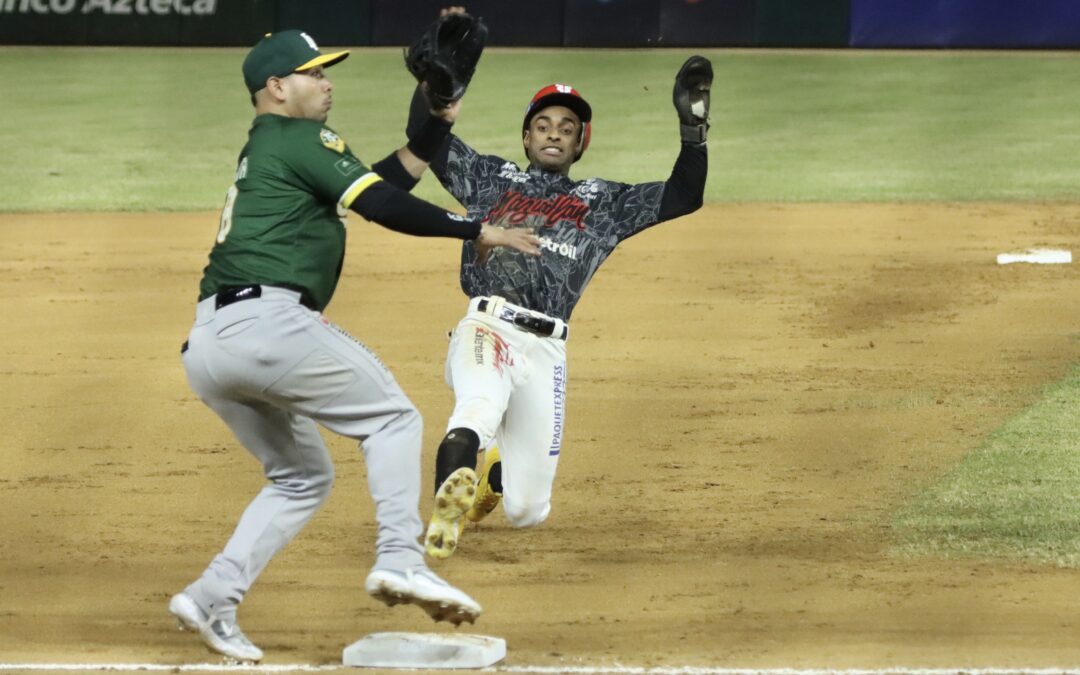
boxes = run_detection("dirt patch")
[3,203,1080,669]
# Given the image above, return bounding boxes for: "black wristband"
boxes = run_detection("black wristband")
[680,123,708,145]
[406,115,453,163]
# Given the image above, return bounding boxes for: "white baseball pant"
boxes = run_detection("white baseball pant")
[444,297,568,528]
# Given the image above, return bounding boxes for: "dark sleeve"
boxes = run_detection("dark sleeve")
[658,142,707,222]
[350,180,481,240]
[407,85,451,175]
[371,152,420,192]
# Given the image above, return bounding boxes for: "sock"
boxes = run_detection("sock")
[434,427,480,493]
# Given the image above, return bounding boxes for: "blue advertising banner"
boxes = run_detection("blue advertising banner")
[851,0,1080,48]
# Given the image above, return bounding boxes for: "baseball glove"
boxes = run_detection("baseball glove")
[673,55,713,144]
[404,12,488,109]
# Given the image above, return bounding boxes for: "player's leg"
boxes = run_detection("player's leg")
[498,337,568,528]
[180,395,334,620]
[177,309,335,661]
[264,319,427,572]
[437,317,520,483]
[271,309,481,623]
[426,316,523,558]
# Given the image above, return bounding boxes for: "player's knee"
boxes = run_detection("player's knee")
[448,397,501,443]
[273,467,334,503]
[312,465,335,501]
[395,405,423,438]
[502,497,550,529]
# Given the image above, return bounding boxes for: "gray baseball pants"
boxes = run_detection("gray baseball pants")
[180,286,425,620]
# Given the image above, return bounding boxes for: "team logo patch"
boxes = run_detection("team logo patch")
[334,156,362,177]
[320,128,345,153]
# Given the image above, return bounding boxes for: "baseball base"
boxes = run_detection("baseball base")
[996,248,1072,265]
[342,631,506,669]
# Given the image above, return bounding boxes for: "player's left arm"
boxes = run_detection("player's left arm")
[606,138,707,241]
[610,55,711,240]
[659,54,711,220]
[656,139,707,221]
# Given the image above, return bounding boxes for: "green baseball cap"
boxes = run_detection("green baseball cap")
[242,30,349,94]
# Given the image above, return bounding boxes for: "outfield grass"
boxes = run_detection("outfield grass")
[894,368,1080,567]
[3,47,1080,210]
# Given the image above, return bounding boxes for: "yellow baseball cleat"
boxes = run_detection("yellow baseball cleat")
[425,467,477,559]
[466,447,502,523]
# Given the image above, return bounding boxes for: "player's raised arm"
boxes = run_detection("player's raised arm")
[370,8,486,189]
[370,92,458,191]
[658,55,712,221]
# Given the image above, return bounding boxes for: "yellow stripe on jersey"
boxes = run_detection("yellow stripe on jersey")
[339,172,383,210]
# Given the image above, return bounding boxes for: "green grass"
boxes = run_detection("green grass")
[893,368,1080,568]
[4,47,1080,210]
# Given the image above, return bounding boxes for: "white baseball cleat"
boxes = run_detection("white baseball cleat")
[168,592,264,663]
[425,467,477,559]
[365,566,482,626]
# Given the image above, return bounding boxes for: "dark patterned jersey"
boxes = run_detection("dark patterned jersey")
[436,136,667,321]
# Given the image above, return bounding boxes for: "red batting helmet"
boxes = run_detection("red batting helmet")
[522,83,592,161]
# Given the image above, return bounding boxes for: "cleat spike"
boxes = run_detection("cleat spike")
[424,467,477,559]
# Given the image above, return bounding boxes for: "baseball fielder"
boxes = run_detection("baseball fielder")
[416,57,713,558]
[168,30,538,662]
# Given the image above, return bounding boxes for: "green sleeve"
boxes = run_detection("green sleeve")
[281,120,383,209]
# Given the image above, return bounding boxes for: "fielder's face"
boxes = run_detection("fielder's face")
[524,105,581,175]
[279,66,334,123]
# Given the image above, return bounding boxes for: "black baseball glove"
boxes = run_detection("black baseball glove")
[404,12,488,109]
[673,55,713,144]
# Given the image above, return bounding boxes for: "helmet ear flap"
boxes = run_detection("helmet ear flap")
[575,122,591,161]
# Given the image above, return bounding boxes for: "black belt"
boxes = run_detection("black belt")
[215,285,317,311]
[477,298,567,340]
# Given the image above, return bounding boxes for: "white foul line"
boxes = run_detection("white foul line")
[3,666,1080,674]
[501,669,1080,675]
[0,667,336,673]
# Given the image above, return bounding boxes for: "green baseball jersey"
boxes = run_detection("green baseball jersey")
[198,113,382,311]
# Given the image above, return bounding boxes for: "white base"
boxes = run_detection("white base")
[342,631,506,669]
[996,248,1072,265]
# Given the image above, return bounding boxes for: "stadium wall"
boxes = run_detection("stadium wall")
[1,0,1078,48]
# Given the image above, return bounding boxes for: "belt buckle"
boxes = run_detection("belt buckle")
[512,312,555,337]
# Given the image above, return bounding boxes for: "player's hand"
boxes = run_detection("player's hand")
[423,82,462,122]
[476,224,541,263]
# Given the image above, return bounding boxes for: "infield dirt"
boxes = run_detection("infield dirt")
[3,203,1080,670]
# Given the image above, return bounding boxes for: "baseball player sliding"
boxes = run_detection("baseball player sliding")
[169,29,535,662]
[407,11,713,559]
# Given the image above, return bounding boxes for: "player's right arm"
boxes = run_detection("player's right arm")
[371,87,460,192]
[405,84,455,176]
[348,179,538,256]
[404,84,509,210]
